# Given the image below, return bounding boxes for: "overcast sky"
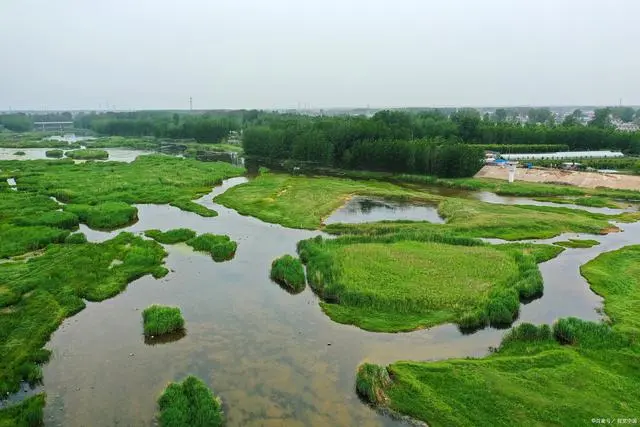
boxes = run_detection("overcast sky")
[1,0,638,110]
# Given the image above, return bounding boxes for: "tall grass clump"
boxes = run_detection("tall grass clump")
[64,149,109,160]
[0,393,45,427]
[13,151,26,156]
[45,149,63,158]
[142,305,185,337]
[65,202,138,230]
[554,239,600,249]
[158,375,224,427]
[145,228,197,244]
[355,363,392,406]
[65,232,87,244]
[187,234,237,262]
[270,255,306,293]
[13,211,79,230]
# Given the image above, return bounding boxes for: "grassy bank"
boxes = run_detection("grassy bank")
[158,376,224,427]
[214,172,442,229]
[356,245,640,426]
[0,232,168,396]
[581,245,640,336]
[64,149,109,160]
[187,234,237,262]
[297,234,562,332]
[143,305,185,337]
[270,255,306,293]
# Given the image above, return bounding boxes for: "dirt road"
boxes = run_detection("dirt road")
[475,165,640,191]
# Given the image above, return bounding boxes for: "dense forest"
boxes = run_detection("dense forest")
[3,107,640,177]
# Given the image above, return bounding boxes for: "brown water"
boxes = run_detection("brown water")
[13,177,640,426]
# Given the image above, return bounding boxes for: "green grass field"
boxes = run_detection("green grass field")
[2,155,244,218]
[356,245,640,426]
[158,376,224,427]
[581,245,640,336]
[214,172,442,229]
[298,234,562,332]
[213,172,639,239]
[142,305,185,337]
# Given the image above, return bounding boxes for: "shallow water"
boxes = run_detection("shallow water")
[0,148,152,163]
[324,196,445,225]
[7,177,640,426]
[6,178,16,191]
[474,191,636,214]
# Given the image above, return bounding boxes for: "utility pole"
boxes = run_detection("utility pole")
[189,97,193,111]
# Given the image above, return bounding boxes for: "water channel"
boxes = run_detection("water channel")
[31,177,640,426]
[2,153,640,425]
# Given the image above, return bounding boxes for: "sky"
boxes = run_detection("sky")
[1,0,639,110]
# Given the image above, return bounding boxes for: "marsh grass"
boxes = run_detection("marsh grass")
[64,149,109,160]
[297,234,560,332]
[64,232,87,244]
[0,232,168,395]
[270,255,306,293]
[214,172,442,229]
[158,375,224,427]
[0,393,45,427]
[355,245,640,427]
[2,155,243,218]
[142,305,185,337]
[44,149,63,159]
[187,234,237,262]
[554,239,600,248]
[13,151,26,156]
[64,202,138,230]
[145,229,197,244]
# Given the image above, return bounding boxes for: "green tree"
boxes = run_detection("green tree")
[562,109,583,127]
[589,108,612,129]
[494,109,508,122]
[450,109,481,142]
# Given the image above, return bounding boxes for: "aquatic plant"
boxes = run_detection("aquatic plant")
[270,255,306,293]
[145,228,197,244]
[45,149,63,158]
[142,305,185,337]
[554,239,600,248]
[186,234,237,262]
[13,151,26,156]
[0,232,168,396]
[64,232,87,244]
[157,375,224,427]
[64,149,109,160]
[64,202,138,230]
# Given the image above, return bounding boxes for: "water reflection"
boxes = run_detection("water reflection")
[324,196,445,225]
[0,148,152,163]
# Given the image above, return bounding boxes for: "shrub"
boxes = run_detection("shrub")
[65,232,87,244]
[270,255,306,293]
[142,305,185,337]
[158,376,224,427]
